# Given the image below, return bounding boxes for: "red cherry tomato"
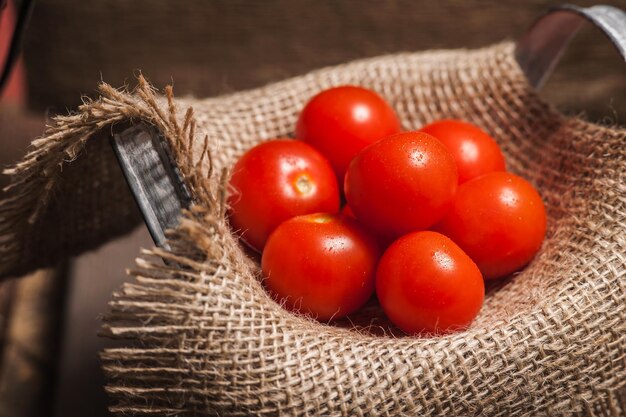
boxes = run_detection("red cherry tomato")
[296,85,401,181]
[228,140,339,251]
[436,172,547,280]
[420,119,506,184]
[376,231,484,335]
[0,0,27,106]
[262,214,380,321]
[344,131,458,239]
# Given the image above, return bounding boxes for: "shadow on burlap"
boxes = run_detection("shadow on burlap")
[0,42,624,416]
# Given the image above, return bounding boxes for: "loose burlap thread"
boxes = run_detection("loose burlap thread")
[0,42,624,416]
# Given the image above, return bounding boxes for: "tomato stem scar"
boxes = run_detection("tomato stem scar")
[295,174,314,195]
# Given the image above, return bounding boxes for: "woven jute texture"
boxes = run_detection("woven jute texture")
[0,42,624,416]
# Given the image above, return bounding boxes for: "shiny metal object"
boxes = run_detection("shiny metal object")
[516,4,626,90]
[110,124,192,250]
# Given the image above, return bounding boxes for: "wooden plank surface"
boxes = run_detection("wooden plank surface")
[0,267,66,417]
[23,0,626,122]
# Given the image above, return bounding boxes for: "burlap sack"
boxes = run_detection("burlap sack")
[0,42,624,416]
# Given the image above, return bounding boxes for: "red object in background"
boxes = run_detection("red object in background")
[420,119,506,184]
[376,230,484,335]
[0,0,27,106]
[262,213,380,321]
[296,86,401,182]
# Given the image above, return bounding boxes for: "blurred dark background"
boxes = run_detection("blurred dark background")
[22,0,626,120]
[0,1,624,416]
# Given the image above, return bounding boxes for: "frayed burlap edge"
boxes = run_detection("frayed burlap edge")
[0,75,224,278]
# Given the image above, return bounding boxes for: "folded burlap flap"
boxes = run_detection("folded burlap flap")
[0,42,624,416]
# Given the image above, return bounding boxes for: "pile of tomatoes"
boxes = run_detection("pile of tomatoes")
[228,86,546,335]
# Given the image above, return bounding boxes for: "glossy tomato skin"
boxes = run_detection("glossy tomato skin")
[296,86,401,181]
[340,204,355,219]
[420,119,506,184]
[228,140,339,252]
[376,231,484,335]
[344,131,458,239]
[436,172,547,280]
[262,213,380,321]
